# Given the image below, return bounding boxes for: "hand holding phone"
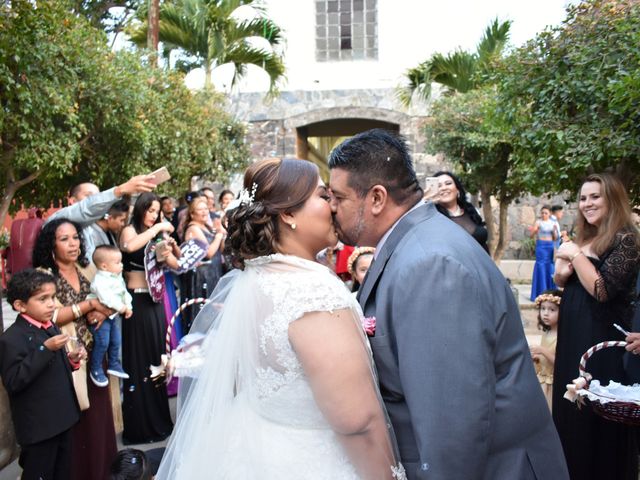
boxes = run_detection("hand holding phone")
[423,176,440,201]
[148,166,171,186]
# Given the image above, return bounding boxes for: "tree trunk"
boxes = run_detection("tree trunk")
[480,185,497,257]
[204,60,212,90]
[492,200,510,263]
[615,158,634,191]
[147,0,160,66]
[0,183,18,237]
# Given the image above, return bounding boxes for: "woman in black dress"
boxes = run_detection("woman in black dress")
[553,173,640,479]
[119,193,178,444]
[433,171,489,252]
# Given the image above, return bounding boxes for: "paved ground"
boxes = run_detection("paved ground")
[0,284,540,479]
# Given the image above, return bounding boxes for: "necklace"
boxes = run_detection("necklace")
[448,205,463,217]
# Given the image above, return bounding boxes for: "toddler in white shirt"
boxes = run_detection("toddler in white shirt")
[88,245,131,387]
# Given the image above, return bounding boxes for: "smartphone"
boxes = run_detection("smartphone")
[148,166,171,186]
[424,176,440,192]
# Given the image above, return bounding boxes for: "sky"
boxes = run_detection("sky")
[135,0,578,92]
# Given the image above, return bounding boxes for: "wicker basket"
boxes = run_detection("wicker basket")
[575,341,640,426]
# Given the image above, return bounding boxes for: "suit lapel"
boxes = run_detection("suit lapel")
[358,202,436,307]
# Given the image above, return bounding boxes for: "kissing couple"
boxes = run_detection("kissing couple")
[157,130,568,479]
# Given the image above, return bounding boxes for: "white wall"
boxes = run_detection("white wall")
[186,0,573,92]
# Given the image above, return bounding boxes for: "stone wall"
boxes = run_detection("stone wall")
[228,87,430,161]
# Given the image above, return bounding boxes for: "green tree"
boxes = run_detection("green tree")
[425,87,523,260]
[495,0,640,199]
[71,0,140,34]
[397,18,511,105]
[128,0,285,93]
[0,0,249,226]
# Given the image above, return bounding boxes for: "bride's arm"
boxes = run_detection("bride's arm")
[289,308,396,479]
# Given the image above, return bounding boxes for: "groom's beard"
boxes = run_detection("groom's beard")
[333,206,365,247]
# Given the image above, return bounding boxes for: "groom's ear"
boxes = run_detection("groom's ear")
[369,185,388,216]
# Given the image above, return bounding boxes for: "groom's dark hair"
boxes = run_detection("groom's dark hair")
[328,129,423,205]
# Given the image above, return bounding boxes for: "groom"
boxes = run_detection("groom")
[328,129,568,480]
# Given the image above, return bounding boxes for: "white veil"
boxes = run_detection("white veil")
[156,254,405,479]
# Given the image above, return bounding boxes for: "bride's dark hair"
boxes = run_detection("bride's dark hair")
[226,158,319,267]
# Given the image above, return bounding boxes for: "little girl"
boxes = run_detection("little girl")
[531,289,562,411]
[347,246,375,294]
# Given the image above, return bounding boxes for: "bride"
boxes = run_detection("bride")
[156,158,405,479]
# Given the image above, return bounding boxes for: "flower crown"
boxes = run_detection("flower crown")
[225,183,258,212]
[534,293,562,307]
[347,246,376,275]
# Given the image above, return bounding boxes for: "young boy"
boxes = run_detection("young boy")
[0,269,86,479]
[88,245,131,387]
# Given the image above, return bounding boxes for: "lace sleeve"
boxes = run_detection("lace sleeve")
[594,231,640,302]
[286,273,353,323]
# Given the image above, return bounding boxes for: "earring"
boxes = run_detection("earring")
[291,223,296,230]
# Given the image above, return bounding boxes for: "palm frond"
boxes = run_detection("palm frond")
[219,43,285,93]
[429,51,478,93]
[476,18,511,65]
[227,17,283,45]
[396,63,432,106]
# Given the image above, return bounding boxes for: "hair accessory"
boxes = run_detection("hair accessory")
[347,246,376,276]
[131,457,137,464]
[225,183,258,212]
[534,293,562,307]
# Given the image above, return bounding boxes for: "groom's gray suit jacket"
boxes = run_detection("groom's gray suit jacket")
[358,203,568,480]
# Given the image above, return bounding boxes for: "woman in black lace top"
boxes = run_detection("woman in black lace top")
[433,171,489,253]
[552,173,640,480]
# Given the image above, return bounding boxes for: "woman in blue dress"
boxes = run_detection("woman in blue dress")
[530,205,557,300]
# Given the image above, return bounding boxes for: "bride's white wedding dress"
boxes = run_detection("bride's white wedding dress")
[156,254,405,479]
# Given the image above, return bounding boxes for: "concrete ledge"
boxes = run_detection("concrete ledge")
[499,260,534,283]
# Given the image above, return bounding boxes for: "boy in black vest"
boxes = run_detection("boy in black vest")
[0,269,86,479]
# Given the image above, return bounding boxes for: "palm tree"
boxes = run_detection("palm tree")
[397,18,511,105]
[129,0,285,94]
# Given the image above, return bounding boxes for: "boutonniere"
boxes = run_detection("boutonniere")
[362,316,376,337]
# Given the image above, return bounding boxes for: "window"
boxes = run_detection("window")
[315,0,377,61]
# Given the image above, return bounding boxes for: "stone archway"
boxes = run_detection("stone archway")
[286,107,411,180]
[295,117,400,179]
[231,91,433,179]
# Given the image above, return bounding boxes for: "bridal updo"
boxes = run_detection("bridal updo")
[225,158,319,267]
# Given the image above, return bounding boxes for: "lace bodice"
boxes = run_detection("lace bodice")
[247,255,356,426]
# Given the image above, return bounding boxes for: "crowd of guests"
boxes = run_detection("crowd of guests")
[2,164,640,479]
[0,174,236,480]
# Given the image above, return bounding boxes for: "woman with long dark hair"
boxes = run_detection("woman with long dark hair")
[433,171,488,252]
[119,193,178,444]
[33,218,117,479]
